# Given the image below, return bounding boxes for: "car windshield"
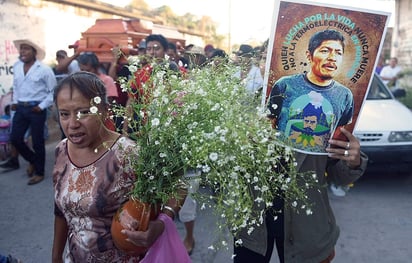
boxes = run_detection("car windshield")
[366,74,393,100]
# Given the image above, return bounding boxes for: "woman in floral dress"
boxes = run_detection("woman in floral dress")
[51,72,189,263]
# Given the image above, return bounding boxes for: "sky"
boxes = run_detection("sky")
[101,0,395,45]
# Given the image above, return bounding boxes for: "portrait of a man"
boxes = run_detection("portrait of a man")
[268,29,354,153]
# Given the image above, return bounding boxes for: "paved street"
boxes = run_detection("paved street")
[1,120,412,262]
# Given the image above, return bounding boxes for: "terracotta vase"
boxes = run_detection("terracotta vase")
[111,198,161,256]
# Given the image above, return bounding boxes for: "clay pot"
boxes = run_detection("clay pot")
[111,198,161,256]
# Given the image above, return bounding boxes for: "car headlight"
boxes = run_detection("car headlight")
[388,131,412,142]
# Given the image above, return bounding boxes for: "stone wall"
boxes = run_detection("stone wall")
[393,0,412,68]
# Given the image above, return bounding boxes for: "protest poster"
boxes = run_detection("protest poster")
[263,0,390,154]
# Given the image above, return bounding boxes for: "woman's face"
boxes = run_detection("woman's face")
[56,85,105,149]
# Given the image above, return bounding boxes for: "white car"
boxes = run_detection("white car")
[354,73,412,174]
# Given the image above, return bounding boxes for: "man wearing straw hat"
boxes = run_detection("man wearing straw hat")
[1,39,56,185]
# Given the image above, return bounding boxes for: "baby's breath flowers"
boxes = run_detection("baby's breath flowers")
[76,96,102,121]
[114,59,318,245]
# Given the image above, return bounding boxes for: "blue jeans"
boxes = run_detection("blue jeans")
[11,104,46,175]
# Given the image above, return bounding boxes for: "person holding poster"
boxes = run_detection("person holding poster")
[233,24,369,263]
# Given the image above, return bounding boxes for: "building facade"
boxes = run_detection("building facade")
[392,0,412,67]
[0,0,204,92]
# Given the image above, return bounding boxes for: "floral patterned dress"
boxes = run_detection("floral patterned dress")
[53,136,141,263]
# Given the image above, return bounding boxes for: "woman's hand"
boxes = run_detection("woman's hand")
[326,127,361,169]
[121,219,165,248]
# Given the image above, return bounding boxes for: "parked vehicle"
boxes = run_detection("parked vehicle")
[354,73,412,174]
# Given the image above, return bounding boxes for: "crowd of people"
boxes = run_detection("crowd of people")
[0,32,368,263]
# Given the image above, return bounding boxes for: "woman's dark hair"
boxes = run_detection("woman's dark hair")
[146,34,169,50]
[210,49,228,59]
[168,42,177,52]
[77,52,100,69]
[54,71,108,108]
[307,29,345,56]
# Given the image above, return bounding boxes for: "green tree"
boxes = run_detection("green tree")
[126,1,226,49]
[126,0,150,11]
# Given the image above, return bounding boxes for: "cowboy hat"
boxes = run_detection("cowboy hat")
[185,45,204,55]
[13,39,46,61]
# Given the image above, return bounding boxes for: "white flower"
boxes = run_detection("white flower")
[202,165,210,173]
[127,55,140,65]
[255,197,263,203]
[93,96,101,104]
[234,239,243,246]
[209,152,218,161]
[211,103,220,111]
[120,83,128,92]
[151,118,160,127]
[90,106,98,114]
[128,65,138,73]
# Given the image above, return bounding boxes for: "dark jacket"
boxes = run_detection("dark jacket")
[236,151,368,262]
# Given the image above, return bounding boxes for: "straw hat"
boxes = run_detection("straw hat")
[185,46,204,55]
[13,39,46,61]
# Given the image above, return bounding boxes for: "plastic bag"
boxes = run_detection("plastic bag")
[141,213,191,263]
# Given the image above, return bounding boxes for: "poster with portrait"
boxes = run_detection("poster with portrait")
[263,0,390,155]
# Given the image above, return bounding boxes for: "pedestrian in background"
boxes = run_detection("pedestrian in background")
[54,49,80,82]
[2,39,56,185]
[233,44,264,97]
[379,57,402,88]
[77,52,119,104]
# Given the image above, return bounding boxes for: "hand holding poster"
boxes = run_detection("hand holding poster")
[264,0,390,155]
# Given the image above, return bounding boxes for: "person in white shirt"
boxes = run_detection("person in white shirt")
[55,50,80,74]
[379,57,402,87]
[233,44,264,96]
[6,39,56,185]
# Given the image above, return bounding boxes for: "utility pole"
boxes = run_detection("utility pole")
[228,0,232,52]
